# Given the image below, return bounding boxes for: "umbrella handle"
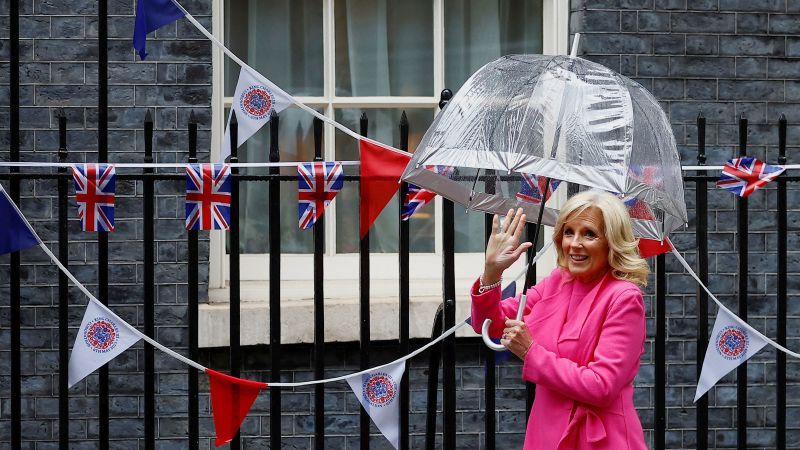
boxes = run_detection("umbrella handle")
[481,294,526,352]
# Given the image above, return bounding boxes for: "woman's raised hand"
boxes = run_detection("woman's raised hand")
[482,208,533,284]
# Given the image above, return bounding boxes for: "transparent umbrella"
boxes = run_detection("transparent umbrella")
[401,52,687,241]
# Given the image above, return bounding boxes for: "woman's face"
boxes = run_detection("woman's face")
[561,207,610,283]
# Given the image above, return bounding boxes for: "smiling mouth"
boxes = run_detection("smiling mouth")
[570,255,588,262]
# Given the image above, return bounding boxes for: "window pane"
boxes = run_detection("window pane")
[334,108,435,253]
[445,0,543,252]
[228,107,319,254]
[225,0,324,97]
[334,0,433,96]
[445,0,543,90]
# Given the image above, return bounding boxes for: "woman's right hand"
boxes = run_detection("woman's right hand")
[482,208,533,284]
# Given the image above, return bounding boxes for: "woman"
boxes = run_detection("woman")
[471,190,649,450]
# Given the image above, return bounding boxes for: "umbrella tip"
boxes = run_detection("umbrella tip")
[570,33,581,58]
[439,89,453,109]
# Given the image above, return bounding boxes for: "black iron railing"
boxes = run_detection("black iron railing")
[1,109,799,450]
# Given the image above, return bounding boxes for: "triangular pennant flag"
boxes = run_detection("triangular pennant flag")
[346,361,405,449]
[717,156,785,197]
[72,164,116,232]
[206,368,268,447]
[0,185,40,255]
[298,162,344,229]
[694,307,769,402]
[402,166,454,221]
[220,68,293,162]
[68,298,142,387]
[359,139,412,238]
[501,281,517,299]
[638,238,672,258]
[132,0,186,60]
[515,173,560,204]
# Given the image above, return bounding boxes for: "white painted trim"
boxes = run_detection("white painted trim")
[209,0,226,289]
[542,0,570,56]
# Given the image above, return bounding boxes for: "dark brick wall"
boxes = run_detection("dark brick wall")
[0,0,213,447]
[572,1,800,449]
[2,0,800,448]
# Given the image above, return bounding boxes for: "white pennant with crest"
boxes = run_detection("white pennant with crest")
[68,298,142,387]
[346,360,405,449]
[220,68,293,162]
[694,306,768,402]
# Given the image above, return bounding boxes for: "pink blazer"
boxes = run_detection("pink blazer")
[471,268,647,450]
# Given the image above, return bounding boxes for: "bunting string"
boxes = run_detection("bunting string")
[3,161,799,171]
[669,242,800,359]
[4,183,483,382]
[0,161,360,169]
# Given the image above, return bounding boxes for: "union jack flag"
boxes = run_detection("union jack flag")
[622,165,660,220]
[402,165,454,221]
[515,173,560,204]
[298,162,344,229]
[185,164,232,231]
[717,157,785,198]
[71,164,116,232]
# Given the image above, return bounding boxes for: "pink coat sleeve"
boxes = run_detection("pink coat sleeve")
[521,287,646,408]
[470,276,548,337]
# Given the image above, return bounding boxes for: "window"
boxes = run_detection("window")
[202,0,568,345]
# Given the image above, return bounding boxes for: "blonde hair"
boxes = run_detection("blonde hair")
[552,190,650,287]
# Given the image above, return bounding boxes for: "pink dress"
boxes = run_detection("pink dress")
[471,268,648,450]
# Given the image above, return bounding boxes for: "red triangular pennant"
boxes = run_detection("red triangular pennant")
[638,238,673,258]
[359,139,412,238]
[206,368,268,447]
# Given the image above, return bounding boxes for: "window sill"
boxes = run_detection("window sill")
[199,277,484,347]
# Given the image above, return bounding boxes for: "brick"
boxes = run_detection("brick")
[719,0,785,11]
[767,58,800,79]
[686,35,718,55]
[653,34,685,55]
[20,16,51,39]
[720,36,785,57]
[638,56,670,76]
[638,11,670,31]
[787,37,800,57]
[51,17,84,38]
[769,14,800,33]
[671,12,735,33]
[669,56,734,77]
[686,79,717,100]
[573,10,620,32]
[581,33,652,54]
[653,78,684,99]
[735,12,768,33]
[35,40,98,61]
[718,80,784,101]
[735,57,767,78]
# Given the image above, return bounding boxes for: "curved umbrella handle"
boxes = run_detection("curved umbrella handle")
[481,294,526,352]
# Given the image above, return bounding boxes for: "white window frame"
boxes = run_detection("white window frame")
[201,1,569,346]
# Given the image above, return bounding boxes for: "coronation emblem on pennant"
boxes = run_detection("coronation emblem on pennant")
[715,325,748,360]
[362,373,397,408]
[83,318,119,354]
[239,85,274,120]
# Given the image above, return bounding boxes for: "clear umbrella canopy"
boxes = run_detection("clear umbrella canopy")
[402,54,687,240]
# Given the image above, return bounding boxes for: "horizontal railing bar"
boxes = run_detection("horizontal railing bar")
[0,173,364,181]
[0,161,362,168]
[5,173,800,183]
